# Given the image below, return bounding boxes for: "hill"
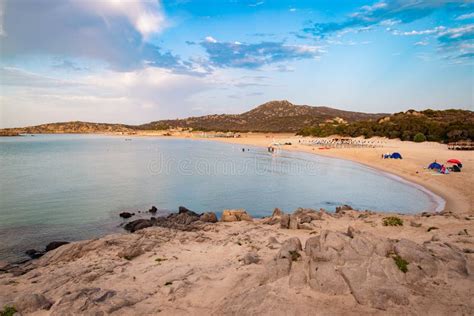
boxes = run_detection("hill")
[1,101,386,134]
[1,121,136,135]
[298,109,474,143]
[138,100,386,132]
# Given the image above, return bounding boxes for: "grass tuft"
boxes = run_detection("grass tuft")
[383,216,403,226]
[393,255,409,273]
[0,306,17,316]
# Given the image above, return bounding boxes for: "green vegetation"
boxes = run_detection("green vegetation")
[383,216,404,226]
[297,109,474,143]
[427,226,439,232]
[393,255,409,273]
[289,250,301,262]
[0,306,17,316]
[413,132,426,142]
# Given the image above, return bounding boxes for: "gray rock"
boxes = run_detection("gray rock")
[243,252,260,265]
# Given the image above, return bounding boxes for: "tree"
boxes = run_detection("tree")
[413,132,426,143]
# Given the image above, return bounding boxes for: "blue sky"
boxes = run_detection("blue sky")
[0,0,472,127]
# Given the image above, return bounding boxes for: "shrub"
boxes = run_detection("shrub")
[383,216,403,226]
[0,306,17,316]
[413,132,426,142]
[393,255,409,273]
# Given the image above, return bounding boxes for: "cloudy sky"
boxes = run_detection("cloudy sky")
[0,0,472,128]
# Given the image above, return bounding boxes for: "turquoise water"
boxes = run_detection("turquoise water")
[0,135,439,261]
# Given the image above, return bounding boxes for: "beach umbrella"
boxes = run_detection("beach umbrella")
[447,159,462,165]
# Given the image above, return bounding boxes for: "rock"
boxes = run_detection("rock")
[25,249,44,259]
[149,206,158,213]
[288,262,307,289]
[300,230,463,310]
[431,234,440,241]
[243,252,260,265]
[280,214,290,229]
[335,204,352,213]
[410,221,422,227]
[272,208,283,217]
[124,219,154,232]
[263,258,292,283]
[267,237,280,249]
[278,237,302,261]
[221,209,253,222]
[200,212,218,223]
[288,214,299,230]
[45,241,70,252]
[118,245,144,260]
[49,288,140,315]
[178,206,199,216]
[14,293,52,313]
[297,223,313,230]
[119,211,135,219]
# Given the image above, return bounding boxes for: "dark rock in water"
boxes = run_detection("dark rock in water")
[25,249,44,259]
[200,212,218,223]
[124,207,216,233]
[124,219,154,233]
[45,241,70,252]
[149,206,158,213]
[119,212,135,219]
[178,206,199,216]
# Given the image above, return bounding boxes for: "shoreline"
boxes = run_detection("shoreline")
[5,132,469,214]
[181,134,471,215]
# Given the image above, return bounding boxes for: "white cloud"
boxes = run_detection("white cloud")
[0,66,213,127]
[205,36,218,43]
[456,13,474,21]
[392,26,446,36]
[74,0,166,38]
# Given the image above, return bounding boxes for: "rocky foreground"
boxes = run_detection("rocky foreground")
[1,207,473,315]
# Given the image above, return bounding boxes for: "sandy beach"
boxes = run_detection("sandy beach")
[146,132,472,216]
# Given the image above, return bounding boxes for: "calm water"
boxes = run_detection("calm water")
[0,135,440,261]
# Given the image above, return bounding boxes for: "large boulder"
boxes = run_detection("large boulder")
[200,212,218,223]
[14,293,53,313]
[261,227,470,311]
[221,209,253,222]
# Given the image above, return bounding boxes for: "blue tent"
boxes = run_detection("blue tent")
[391,152,402,159]
[428,162,442,170]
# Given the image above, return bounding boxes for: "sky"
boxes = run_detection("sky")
[0,0,473,128]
